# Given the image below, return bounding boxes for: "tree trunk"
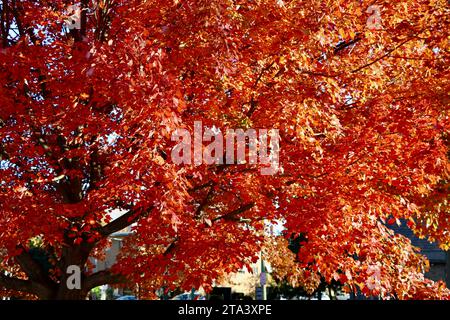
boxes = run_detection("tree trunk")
[54,287,86,300]
[1,241,126,299]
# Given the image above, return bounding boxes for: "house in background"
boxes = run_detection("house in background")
[90,211,134,299]
[210,251,281,300]
[90,213,449,300]
[350,221,449,300]
[390,221,450,287]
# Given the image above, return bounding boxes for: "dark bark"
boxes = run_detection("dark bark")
[1,257,126,299]
[0,238,129,299]
[83,270,125,293]
[99,207,153,236]
[0,272,51,298]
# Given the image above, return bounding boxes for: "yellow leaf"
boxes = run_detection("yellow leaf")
[350,30,355,39]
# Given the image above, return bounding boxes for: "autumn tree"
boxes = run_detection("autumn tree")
[0,0,449,299]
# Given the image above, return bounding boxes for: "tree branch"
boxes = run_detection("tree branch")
[0,272,52,298]
[83,270,125,292]
[0,272,32,293]
[212,203,255,222]
[99,207,153,237]
[163,237,180,256]
[351,37,414,73]
[334,36,362,54]
[15,247,52,287]
[195,185,214,217]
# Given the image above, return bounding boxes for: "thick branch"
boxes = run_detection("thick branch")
[15,247,52,287]
[0,272,52,298]
[0,273,32,293]
[334,36,362,54]
[83,270,125,292]
[99,207,153,237]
